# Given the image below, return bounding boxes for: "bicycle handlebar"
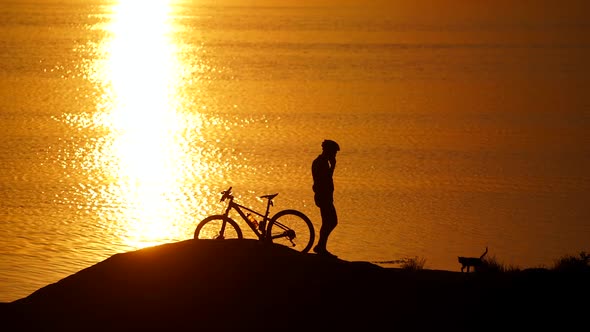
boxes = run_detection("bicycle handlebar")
[220,187,233,202]
[219,186,277,206]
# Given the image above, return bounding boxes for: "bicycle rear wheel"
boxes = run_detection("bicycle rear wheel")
[266,210,315,253]
[194,215,243,240]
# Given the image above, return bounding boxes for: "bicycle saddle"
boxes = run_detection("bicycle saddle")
[259,193,278,200]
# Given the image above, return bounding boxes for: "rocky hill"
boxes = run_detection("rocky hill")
[1,239,587,331]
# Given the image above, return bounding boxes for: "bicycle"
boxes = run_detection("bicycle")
[194,186,315,253]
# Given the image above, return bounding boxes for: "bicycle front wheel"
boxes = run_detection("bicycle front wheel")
[267,210,315,253]
[194,215,243,240]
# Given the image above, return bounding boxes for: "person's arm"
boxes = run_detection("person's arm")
[329,157,336,171]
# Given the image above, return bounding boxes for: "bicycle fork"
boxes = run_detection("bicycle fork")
[215,217,229,240]
[215,205,233,239]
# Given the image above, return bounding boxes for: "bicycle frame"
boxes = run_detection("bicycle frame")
[221,194,273,240]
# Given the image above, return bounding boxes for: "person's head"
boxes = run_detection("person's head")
[321,139,340,157]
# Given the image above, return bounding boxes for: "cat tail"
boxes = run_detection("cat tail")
[480,246,488,259]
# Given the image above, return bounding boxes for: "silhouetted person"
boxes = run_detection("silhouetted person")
[312,139,340,258]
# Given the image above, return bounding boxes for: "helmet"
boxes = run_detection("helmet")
[321,139,340,152]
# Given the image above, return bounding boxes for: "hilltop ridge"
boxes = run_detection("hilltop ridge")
[1,239,587,331]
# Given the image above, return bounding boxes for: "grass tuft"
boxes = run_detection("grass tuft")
[481,255,521,273]
[552,251,590,272]
[400,256,427,271]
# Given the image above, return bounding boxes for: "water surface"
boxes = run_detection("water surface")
[1,0,589,302]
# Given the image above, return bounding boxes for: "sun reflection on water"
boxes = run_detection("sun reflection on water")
[103,0,186,248]
[74,0,207,249]
[50,0,260,253]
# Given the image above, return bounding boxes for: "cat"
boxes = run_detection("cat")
[458,247,488,273]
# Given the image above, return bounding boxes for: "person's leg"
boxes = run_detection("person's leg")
[321,203,337,244]
[315,203,337,253]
